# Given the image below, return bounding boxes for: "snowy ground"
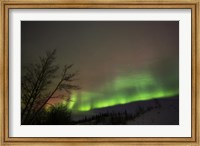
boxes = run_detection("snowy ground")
[72,96,179,125]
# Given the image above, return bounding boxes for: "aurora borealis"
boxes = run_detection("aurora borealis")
[21,21,179,113]
[66,71,178,111]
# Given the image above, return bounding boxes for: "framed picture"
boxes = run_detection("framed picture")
[1,0,199,145]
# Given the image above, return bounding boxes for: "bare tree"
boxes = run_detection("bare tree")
[21,50,79,124]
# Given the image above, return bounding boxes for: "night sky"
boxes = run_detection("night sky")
[21,21,179,112]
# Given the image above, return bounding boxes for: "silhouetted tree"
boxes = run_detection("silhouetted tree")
[21,50,79,124]
[45,103,72,125]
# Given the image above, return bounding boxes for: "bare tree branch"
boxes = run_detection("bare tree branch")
[21,50,79,125]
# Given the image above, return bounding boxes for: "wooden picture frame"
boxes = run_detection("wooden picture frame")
[0,0,199,145]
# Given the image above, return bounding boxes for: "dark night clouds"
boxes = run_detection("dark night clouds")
[21,21,179,91]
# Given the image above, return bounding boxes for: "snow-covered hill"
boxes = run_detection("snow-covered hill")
[72,96,179,125]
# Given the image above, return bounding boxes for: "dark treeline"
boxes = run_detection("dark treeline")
[32,99,161,125]
[31,103,73,125]
[74,102,161,125]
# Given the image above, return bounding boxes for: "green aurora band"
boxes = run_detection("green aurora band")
[64,72,178,112]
